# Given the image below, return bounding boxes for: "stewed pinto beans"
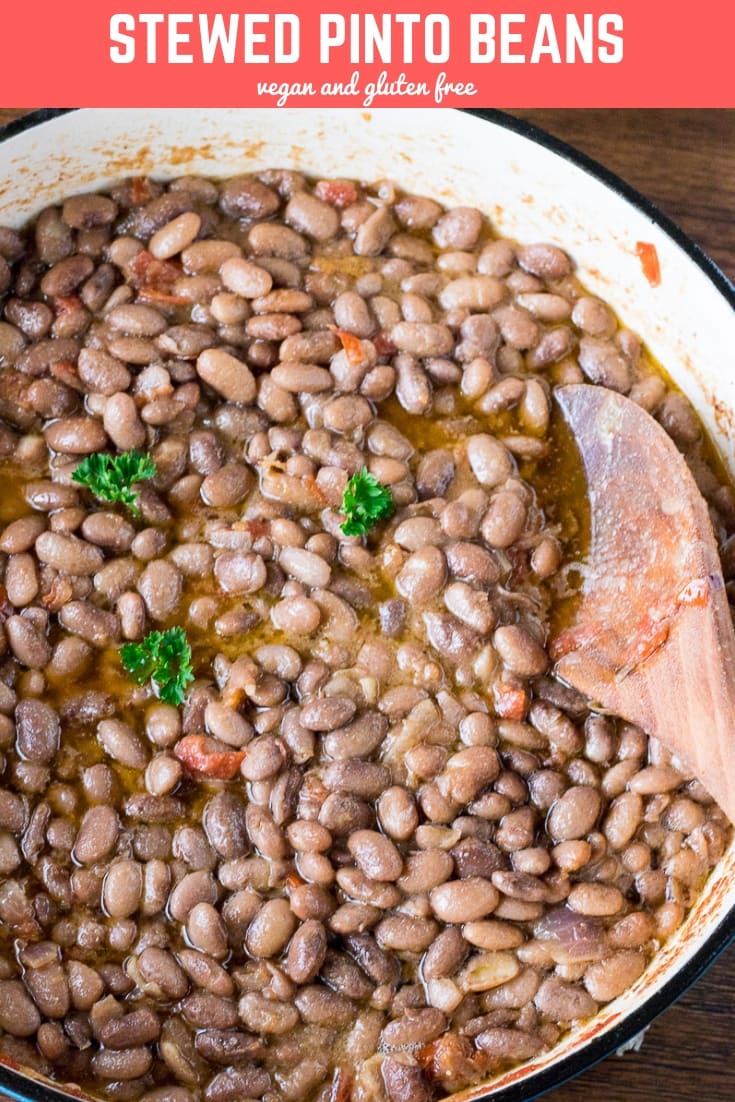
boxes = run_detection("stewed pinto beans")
[0,169,731,1102]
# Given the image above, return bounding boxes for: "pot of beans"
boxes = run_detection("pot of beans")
[0,107,733,1102]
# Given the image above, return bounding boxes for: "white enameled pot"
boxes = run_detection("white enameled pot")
[0,107,734,1102]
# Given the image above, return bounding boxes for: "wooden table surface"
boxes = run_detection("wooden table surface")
[0,107,733,1102]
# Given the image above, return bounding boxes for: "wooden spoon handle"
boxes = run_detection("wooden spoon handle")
[553,384,735,822]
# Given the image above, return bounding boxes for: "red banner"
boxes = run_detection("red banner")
[0,1,733,107]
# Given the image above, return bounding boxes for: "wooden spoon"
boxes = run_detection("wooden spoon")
[551,383,735,823]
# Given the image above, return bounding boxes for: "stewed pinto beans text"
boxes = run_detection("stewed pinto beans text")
[0,170,731,1102]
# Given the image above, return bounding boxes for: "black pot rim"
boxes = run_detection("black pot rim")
[0,105,733,1102]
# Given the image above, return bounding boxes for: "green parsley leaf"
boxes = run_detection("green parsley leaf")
[120,627,194,707]
[340,468,395,537]
[72,450,157,516]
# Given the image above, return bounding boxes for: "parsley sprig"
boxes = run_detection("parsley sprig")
[340,468,395,537]
[120,627,194,706]
[72,450,156,516]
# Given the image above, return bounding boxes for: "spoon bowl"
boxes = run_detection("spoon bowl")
[553,383,735,822]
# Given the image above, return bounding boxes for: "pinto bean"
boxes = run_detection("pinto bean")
[382,1008,447,1049]
[74,806,119,865]
[323,760,391,799]
[301,696,357,732]
[136,947,189,999]
[430,877,499,923]
[547,786,602,842]
[467,435,514,488]
[517,242,572,279]
[59,602,119,647]
[396,546,446,603]
[578,337,631,393]
[218,257,271,301]
[0,515,47,554]
[62,192,117,228]
[246,898,296,958]
[186,902,229,959]
[136,560,182,621]
[279,546,331,588]
[481,492,527,549]
[271,362,333,393]
[196,348,256,404]
[35,532,103,575]
[568,883,624,917]
[248,221,307,261]
[197,462,251,507]
[584,951,646,1001]
[382,1055,430,1102]
[348,830,403,882]
[220,174,280,219]
[603,792,644,850]
[98,718,148,769]
[397,849,454,895]
[203,702,252,749]
[76,348,131,395]
[391,322,453,358]
[493,625,548,677]
[286,190,340,241]
[214,551,266,595]
[475,1026,543,1063]
[203,793,249,859]
[102,859,143,917]
[167,870,217,925]
[445,541,500,587]
[149,212,202,259]
[286,919,328,983]
[0,980,42,1037]
[6,616,51,668]
[15,700,59,764]
[322,713,388,760]
[354,206,395,256]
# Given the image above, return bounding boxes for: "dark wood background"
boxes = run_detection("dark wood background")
[0,107,733,1101]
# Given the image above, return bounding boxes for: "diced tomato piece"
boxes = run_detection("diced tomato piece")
[238,518,270,539]
[635,241,661,287]
[373,330,397,359]
[130,249,181,293]
[419,1033,479,1084]
[315,179,359,208]
[174,735,245,780]
[302,475,327,505]
[52,295,82,316]
[333,326,367,367]
[130,177,153,204]
[492,681,528,719]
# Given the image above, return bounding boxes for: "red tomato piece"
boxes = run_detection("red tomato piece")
[52,295,82,315]
[333,326,367,367]
[635,241,661,287]
[131,249,181,292]
[174,735,245,780]
[492,682,529,719]
[130,177,154,204]
[315,179,358,208]
[373,330,397,359]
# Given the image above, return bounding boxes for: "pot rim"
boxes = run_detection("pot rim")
[0,105,733,1102]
